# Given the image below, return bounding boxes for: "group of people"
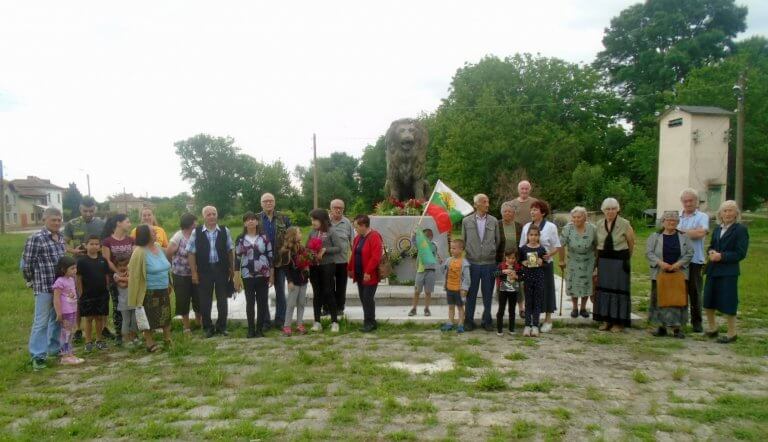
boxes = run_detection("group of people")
[409,180,748,344]
[22,181,749,370]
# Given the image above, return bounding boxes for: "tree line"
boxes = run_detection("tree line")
[64,0,766,223]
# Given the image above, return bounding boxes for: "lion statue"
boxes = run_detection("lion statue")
[383,118,430,201]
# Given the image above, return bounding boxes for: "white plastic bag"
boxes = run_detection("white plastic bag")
[135,306,150,331]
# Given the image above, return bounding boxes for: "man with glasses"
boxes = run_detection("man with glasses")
[330,199,354,315]
[258,193,292,329]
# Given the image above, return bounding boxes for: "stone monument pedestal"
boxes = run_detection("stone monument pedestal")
[369,216,449,283]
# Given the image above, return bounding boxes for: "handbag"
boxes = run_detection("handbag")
[135,306,151,331]
[657,271,687,308]
[378,248,393,279]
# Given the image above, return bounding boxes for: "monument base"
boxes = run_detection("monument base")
[369,216,449,283]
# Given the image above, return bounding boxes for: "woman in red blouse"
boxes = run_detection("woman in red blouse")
[347,215,383,332]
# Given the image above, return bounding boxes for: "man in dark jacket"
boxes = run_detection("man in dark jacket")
[258,193,292,329]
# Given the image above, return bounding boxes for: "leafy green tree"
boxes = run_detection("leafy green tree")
[174,134,245,217]
[357,137,386,210]
[62,182,83,220]
[294,152,359,212]
[571,162,651,218]
[595,0,747,124]
[240,158,295,213]
[427,54,621,211]
[676,36,768,209]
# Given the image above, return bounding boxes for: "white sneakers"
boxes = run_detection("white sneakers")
[330,322,340,333]
[312,322,322,332]
[523,326,532,337]
[531,327,540,337]
[540,322,553,333]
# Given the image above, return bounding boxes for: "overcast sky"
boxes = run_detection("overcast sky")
[1,0,766,201]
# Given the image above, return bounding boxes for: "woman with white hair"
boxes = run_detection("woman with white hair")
[594,198,635,332]
[559,206,597,318]
[703,200,749,343]
[646,211,694,338]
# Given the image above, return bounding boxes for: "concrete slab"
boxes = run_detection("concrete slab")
[210,276,642,325]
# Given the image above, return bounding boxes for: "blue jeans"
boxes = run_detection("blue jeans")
[28,292,61,359]
[265,267,287,324]
[465,263,496,327]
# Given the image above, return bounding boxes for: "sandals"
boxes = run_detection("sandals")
[147,343,159,353]
[598,322,610,331]
[717,335,738,344]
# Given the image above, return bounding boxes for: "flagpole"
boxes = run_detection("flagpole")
[415,182,438,230]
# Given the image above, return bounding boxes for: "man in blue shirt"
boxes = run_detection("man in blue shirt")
[678,188,709,333]
[258,193,292,329]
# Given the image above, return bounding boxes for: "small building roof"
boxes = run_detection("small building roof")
[10,176,66,192]
[109,193,148,203]
[662,105,734,119]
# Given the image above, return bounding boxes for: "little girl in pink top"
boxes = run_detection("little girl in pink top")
[52,256,84,365]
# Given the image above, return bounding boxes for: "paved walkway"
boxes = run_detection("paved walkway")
[213,276,641,325]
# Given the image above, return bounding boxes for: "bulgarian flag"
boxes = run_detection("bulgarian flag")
[425,180,474,233]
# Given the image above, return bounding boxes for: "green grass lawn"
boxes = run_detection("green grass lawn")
[0,219,766,440]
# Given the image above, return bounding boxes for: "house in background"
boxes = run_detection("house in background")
[656,106,732,222]
[108,193,152,214]
[5,176,66,227]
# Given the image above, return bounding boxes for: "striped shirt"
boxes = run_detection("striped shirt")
[186,225,234,264]
[22,228,67,294]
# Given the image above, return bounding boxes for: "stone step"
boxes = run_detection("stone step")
[212,275,643,325]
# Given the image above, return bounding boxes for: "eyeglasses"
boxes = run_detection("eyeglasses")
[331,206,344,210]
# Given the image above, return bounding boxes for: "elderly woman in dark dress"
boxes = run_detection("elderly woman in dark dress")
[646,211,694,338]
[594,198,635,332]
[703,200,749,344]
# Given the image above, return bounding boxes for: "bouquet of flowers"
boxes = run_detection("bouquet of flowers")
[374,197,426,216]
[291,245,314,280]
[306,237,324,264]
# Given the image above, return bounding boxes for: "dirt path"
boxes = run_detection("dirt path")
[2,325,767,440]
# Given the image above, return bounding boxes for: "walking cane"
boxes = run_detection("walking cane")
[558,265,565,317]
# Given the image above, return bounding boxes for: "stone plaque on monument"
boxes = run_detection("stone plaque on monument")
[370,216,449,283]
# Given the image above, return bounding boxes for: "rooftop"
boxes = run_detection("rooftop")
[665,105,734,117]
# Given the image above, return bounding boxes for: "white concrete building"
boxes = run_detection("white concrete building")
[656,106,732,221]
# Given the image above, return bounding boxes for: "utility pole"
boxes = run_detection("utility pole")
[734,72,746,208]
[86,174,91,196]
[123,186,128,214]
[0,160,5,235]
[313,133,318,209]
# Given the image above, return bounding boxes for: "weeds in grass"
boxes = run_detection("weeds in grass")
[585,385,606,401]
[549,407,571,421]
[504,352,527,361]
[632,369,651,384]
[204,421,277,440]
[672,366,688,381]
[476,370,507,391]
[519,379,556,393]
[452,349,490,368]
[669,394,768,423]
[386,430,418,441]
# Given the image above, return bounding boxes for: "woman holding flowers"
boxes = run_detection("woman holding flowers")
[307,209,343,332]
